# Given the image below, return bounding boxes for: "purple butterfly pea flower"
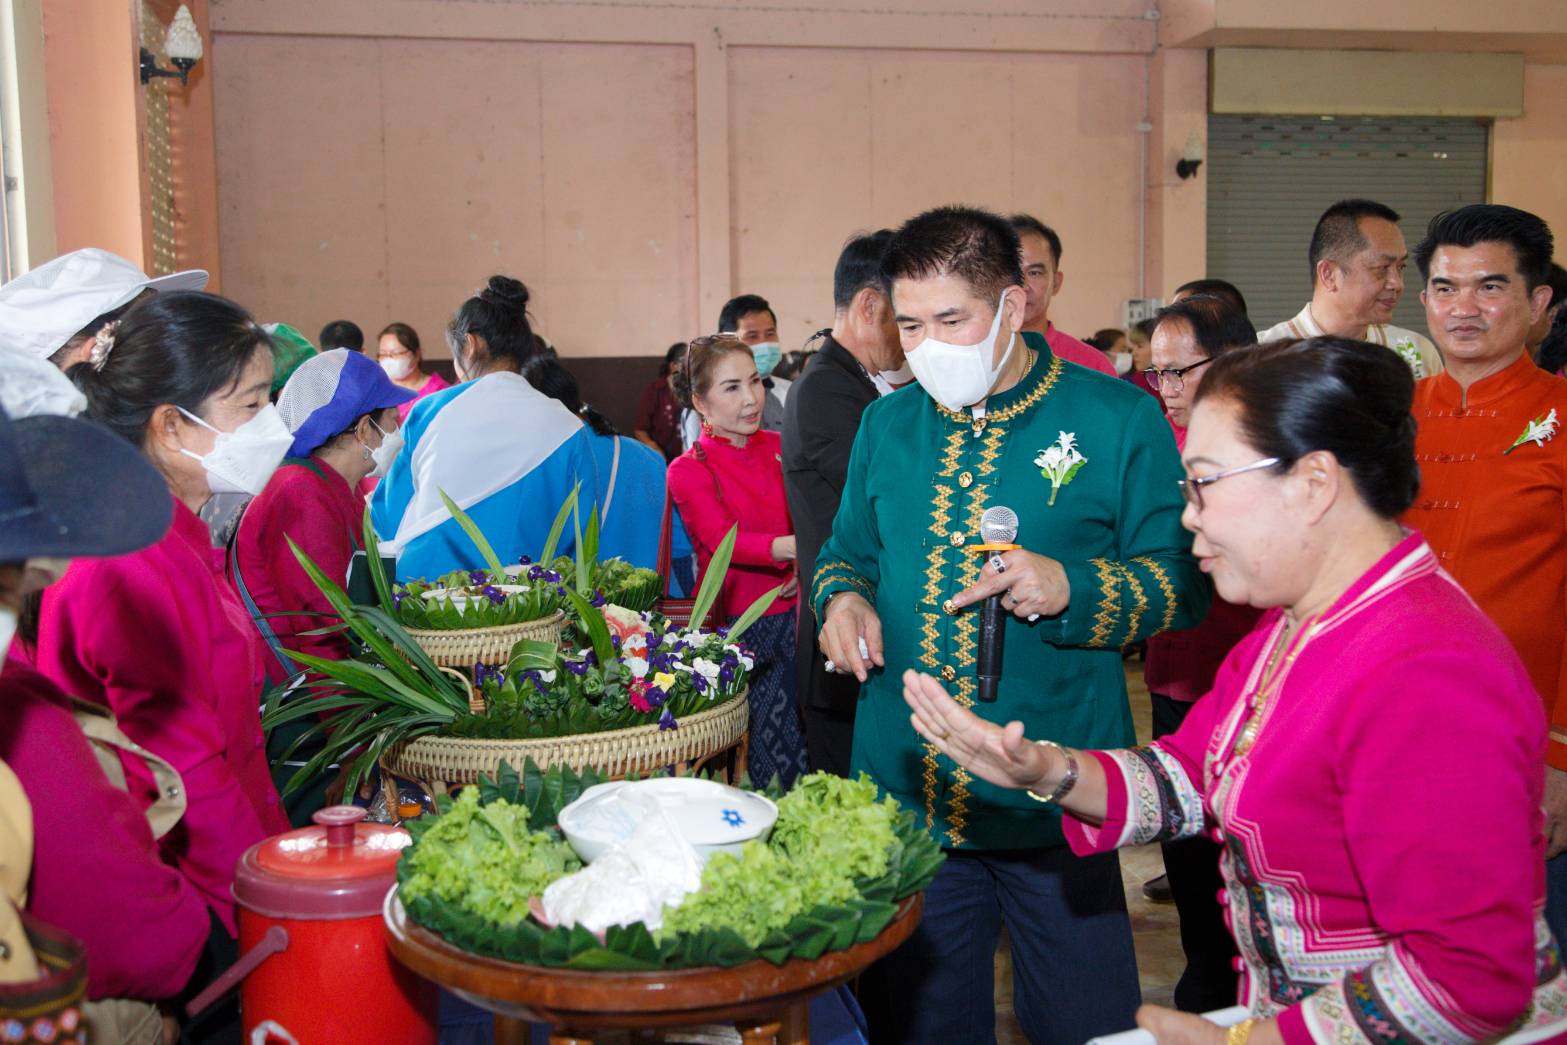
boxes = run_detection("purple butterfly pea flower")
[528,565,545,581]
[691,673,709,694]
[590,591,607,608]
[468,570,488,585]
[481,585,506,605]
[518,555,532,566]
[658,708,678,731]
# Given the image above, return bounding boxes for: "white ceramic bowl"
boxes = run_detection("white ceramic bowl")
[558,778,777,864]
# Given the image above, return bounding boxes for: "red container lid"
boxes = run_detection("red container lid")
[235,806,412,920]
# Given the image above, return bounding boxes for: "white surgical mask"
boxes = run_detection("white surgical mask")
[0,609,15,662]
[750,342,782,379]
[177,404,293,496]
[904,292,1017,412]
[366,419,403,478]
[380,355,413,381]
[1112,351,1133,376]
[22,557,70,590]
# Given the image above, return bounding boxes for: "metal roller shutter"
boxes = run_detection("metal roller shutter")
[1206,115,1490,337]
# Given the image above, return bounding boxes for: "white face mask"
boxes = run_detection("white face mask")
[380,355,413,381]
[1112,351,1133,376]
[0,609,15,662]
[904,291,1017,412]
[177,404,293,496]
[366,419,403,478]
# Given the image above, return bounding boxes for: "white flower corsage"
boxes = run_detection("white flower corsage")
[1392,339,1427,380]
[1034,431,1088,506]
[1505,408,1559,455]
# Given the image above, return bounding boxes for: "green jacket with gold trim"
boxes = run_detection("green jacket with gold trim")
[811,342,1208,850]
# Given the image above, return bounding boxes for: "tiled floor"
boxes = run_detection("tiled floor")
[994,658,1185,1043]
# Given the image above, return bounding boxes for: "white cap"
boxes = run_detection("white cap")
[0,248,208,360]
[0,345,87,418]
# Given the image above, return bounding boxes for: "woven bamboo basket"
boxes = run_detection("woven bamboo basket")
[404,610,566,668]
[381,689,750,807]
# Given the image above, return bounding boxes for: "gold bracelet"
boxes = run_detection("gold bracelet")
[1024,740,1078,804]
[1226,1018,1257,1045]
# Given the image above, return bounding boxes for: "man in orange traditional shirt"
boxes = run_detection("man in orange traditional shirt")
[1404,204,1567,940]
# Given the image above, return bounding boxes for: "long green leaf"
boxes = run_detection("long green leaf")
[286,537,428,693]
[579,507,600,595]
[725,583,783,646]
[571,499,588,595]
[363,506,395,613]
[563,588,616,667]
[286,650,464,718]
[438,489,506,576]
[688,525,738,629]
[540,485,579,565]
[506,638,560,675]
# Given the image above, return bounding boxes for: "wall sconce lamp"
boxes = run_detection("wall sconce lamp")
[139,5,204,87]
[1176,129,1204,180]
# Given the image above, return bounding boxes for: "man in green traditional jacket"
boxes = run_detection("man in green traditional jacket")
[815,206,1206,1044]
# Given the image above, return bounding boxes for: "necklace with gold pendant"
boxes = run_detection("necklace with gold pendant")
[1232,615,1317,758]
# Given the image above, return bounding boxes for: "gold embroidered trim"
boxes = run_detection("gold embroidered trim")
[1087,557,1121,649]
[920,742,940,833]
[945,765,972,846]
[1133,556,1178,633]
[1120,562,1148,647]
[933,352,1064,427]
[810,561,872,608]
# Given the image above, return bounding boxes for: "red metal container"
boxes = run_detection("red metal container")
[232,806,436,1044]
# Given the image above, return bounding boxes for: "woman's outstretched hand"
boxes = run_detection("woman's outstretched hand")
[901,669,1058,793]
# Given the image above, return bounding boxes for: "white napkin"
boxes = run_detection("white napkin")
[542,792,705,934]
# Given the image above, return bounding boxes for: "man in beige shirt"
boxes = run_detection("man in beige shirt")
[1256,198,1444,378]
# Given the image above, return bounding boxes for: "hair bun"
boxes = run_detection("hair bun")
[480,275,530,313]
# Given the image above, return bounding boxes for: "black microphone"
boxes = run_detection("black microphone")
[976,506,1018,703]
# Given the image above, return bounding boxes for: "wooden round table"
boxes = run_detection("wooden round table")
[384,889,922,1045]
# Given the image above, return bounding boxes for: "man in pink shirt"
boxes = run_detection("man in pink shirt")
[1009,214,1118,377]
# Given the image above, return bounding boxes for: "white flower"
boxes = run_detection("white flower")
[625,656,649,679]
[692,657,721,681]
[1393,340,1426,379]
[1033,431,1088,506]
[538,670,557,684]
[1507,408,1560,454]
[738,652,755,671]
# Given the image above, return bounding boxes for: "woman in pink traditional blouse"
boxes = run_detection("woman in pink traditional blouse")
[902,337,1567,1044]
[667,335,806,789]
[31,292,292,937]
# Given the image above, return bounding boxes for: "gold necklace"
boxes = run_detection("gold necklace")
[1232,614,1316,758]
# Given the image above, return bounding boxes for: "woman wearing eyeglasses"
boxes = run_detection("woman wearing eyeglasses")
[903,336,1566,1045]
[1141,296,1266,1012]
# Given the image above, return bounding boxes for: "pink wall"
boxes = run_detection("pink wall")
[727,47,1145,346]
[212,34,698,358]
[1493,64,1567,246]
[42,0,145,265]
[200,0,1567,362]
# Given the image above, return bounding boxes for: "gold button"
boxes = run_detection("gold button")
[942,599,959,615]
[958,471,973,488]
[949,532,965,547]
[940,665,957,683]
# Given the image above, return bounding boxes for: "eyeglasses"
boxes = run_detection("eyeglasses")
[1143,357,1212,393]
[1177,457,1282,511]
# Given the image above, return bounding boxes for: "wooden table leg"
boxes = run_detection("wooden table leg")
[779,1001,810,1045]
[737,1017,782,1045]
[493,1015,530,1044]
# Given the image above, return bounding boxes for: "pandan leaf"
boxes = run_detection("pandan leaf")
[438,489,506,576]
[564,588,616,669]
[506,639,560,676]
[580,508,600,595]
[540,485,580,566]
[724,583,783,646]
[688,524,738,630]
[362,506,395,613]
[571,499,590,596]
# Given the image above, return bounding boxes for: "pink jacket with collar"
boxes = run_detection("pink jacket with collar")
[28,495,288,935]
